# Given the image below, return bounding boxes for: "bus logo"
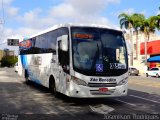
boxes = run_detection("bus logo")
[19,40,32,50]
[96,64,103,72]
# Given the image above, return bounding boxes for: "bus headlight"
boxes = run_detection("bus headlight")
[71,76,87,86]
[118,77,128,86]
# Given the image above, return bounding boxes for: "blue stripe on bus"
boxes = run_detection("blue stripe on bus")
[30,75,41,85]
[28,70,42,85]
[20,55,42,85]
[20,55,28,69]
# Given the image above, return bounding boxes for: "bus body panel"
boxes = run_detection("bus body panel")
[18,24,128,98]
[17,55,23,76]
[19,53,69,94]
[68,72,128,98]
[19,53,55,87]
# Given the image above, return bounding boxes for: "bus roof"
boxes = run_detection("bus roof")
[29,23,122,39]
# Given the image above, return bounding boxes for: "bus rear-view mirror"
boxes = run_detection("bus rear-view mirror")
[61,35,68,51]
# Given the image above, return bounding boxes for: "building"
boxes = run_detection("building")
[0,50,4,61]
[124,31,160,74]
[140,39,160,68]
[0,49,15,61]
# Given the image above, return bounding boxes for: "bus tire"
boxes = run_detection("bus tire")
[156,74,159,78]
[25,70,30,84]
[49,76,58,97]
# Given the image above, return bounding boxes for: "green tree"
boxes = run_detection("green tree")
[131,13,145,59]
[118,13,134,66]
[1,56,18,67]
[140,16,156,65]
[155,6,160,30]
[150,14,160,31]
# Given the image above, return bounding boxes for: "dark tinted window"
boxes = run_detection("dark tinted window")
[151,68,159,70]
[47,30,58,54]
[131,68,136,70]
[20,27,69,55]
[58,27,69,37]
[71,27,128,76]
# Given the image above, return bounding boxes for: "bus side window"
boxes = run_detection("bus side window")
[58,40,69,73]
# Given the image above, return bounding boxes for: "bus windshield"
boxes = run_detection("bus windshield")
[71,27,128,76]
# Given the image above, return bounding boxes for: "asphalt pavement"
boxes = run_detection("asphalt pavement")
[0,68,160,120]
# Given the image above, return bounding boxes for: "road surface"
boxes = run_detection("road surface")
[0,68,160,120]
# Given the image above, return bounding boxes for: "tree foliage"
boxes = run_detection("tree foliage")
[118,12,157,64]
[118,12,157,39]
[0,56,18,67]
[118,13,133,29]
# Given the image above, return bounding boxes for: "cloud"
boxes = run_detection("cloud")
[0,0,19,17]
[1,0,122,52]
[113,8,135,17]
[55,0,120,17]
[123,8,135,15]
[6,7,19,17]
[17,8,58,29]
[17,8,42,27]
[3,0,13,5]
[3,27,41,41]
[113,8,147,18]
[65,0,120,15]
[47,0,120,26]
[0,27,40,55]
[16,0,121,30]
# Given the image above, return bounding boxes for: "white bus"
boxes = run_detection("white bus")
[18,23,128,98]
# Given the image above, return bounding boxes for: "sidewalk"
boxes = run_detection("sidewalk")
[139,73,146,77]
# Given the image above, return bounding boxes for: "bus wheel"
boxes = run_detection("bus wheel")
[49,77,58,97]
[156,74,159,78]
[25,70,29,84]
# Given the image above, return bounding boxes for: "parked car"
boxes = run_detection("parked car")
[146,67,160,78]
[129,66,139,76]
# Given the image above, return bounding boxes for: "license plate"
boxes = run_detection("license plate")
[99,88,108,92]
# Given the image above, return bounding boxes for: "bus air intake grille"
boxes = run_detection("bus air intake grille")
[90,89,115,95]
[88,83,117,87]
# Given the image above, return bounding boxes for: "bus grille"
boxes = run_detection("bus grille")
[88,83,117,87]
[90,89,115,95]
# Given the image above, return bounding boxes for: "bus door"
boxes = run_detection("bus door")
[57,39,67,93]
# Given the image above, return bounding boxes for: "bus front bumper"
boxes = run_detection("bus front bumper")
[68,82,128,98]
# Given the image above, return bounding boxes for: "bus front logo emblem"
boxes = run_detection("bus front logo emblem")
[96,64,103,72]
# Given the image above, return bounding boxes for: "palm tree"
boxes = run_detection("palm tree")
[118,13,134,66]
[156,15,160,30]
[131,13,145,60]
[156,6,160,29]
[140,16,156,65]
[151,14,160,31]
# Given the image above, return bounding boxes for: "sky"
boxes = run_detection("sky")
[0,0,159,54]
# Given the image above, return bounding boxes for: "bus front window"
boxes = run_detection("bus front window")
[73,40,98,70]
[71,27,128,76]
